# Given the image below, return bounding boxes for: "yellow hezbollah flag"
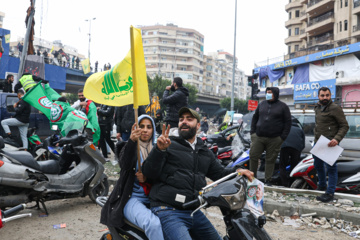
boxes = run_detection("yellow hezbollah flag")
[81,58,91,74]
[50,46,54,53]
[83,26,149,108]
[4,34,10,44]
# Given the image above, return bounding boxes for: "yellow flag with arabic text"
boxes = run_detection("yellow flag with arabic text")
[83,26,149,108]
[81,58,91,74]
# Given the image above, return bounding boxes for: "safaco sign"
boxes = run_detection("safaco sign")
[293,79,336,101]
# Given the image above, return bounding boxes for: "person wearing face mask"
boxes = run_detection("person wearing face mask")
[313,87,348,203]
[249,87,292,185]
[162,77,189,135]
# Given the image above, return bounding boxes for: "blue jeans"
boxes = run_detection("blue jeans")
[151,206,221,240]
[313,154,338,194]
[1,118,29,148]
[121,132,130,141]
[123,196,164,240]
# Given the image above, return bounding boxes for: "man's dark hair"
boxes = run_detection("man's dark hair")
[78,89,84,93]
[17,89,25,95]
[318,87,331,95]
[6,74,13,80]
[173,77,183,87]
[57,97,67,102]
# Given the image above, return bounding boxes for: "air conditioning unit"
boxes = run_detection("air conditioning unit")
[336,71,344,78]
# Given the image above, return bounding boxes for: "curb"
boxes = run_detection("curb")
[264,198,360,225]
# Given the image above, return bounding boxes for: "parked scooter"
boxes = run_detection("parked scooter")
[0,122,109,214]
[97,172,272,240]
[0,204,31,229]
[290,155,360,193]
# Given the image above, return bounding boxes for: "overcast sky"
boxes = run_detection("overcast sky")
[1,0,288,75]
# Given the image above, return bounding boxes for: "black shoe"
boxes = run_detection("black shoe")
[317,186,327,191]
[316,193,334,203]
[264,181,272,186]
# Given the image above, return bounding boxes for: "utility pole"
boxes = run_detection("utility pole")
[231,0,237,111]
[18,0,36,78]
[85,17,96,66]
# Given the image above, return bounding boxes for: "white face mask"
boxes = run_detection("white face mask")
[266,93,273,100]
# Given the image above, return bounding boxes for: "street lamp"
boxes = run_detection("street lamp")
[85,17,96,67]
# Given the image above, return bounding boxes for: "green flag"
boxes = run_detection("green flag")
[84,101,100,145]
[44,84,61,101]
[23,82,52,119]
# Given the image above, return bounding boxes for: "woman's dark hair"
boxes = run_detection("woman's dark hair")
[318,87,331,95]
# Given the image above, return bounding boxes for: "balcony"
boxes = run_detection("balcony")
[299,28,307,39]
[300,11,307,21]
[307,34,333,46]
[353,1,360,15]
[285,18,302,27]
[300,0,308,3]
[352,25,360,37]
[285,36,302,44]
[306,0,334,17]
[285,0,302,11]
[306,12,334,35]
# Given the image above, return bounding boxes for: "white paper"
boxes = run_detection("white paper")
[310,135,344,166]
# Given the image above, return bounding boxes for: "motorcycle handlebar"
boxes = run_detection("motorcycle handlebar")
[2,204,26,218]
[182,199,200,209]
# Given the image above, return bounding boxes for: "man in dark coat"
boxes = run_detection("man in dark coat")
[162,77,189,130]
[279,117,305,187]
[200,116,209,134]
[115,105,146,141]
[97,104,115,158]
[250,87,291,185]
[3,74,14,93]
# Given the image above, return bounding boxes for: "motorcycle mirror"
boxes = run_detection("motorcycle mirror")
[258,215,266,228]
[51,125,59,131]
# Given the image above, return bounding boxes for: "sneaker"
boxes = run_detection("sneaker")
[317,186,327,191]
[316,193,334,203]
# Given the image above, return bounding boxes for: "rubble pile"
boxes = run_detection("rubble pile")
[265,191,360,238]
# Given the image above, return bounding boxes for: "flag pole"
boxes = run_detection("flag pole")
[130,26,142,173]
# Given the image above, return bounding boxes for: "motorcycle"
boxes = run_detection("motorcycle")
[96,172,272,240]
[290,155,360,193]
[0,122,109,214]
[0,204,31,229]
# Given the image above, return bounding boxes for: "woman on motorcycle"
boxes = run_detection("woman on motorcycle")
[100,115,164,240]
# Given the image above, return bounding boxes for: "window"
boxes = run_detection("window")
[344,20,348,31]
[345,0,348,7]
[288,45,291,54]
[295,28,299,35]
[295,10,300,18]
[289,12,292,20]
[295,45,299,51]
[288,29,291,37]
[340,21,342,32]
[6,96,19,113]
[345,115,360,138]
[340,0,343,8]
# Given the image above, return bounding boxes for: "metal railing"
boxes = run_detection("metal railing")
[353,25,360,32]
[354,0,360,8]
[308,12,334,27]
[308,0,324,7]
[308,34,334,46]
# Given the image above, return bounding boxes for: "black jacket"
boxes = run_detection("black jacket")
[162,87,189,124]
[100,140,137,228]
[3,81,13,93]
[142,136,234,209]
[97,104,114,126]
[250,87,291,140]
[281,122,305,152]
[200,120,209,132]
[14,99,31,123]
[115,105,146,133]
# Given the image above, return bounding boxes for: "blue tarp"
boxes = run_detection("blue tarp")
[45,64,66,90]
[259,67,285,83]
[0,55,20,78]
[292,64,309,84]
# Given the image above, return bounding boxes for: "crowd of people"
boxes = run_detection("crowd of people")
[0,74,350,239]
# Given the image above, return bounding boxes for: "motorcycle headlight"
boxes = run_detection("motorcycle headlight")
[221,178,246,210]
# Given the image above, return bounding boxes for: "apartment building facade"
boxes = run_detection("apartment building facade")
[285,0,360,59]
[140,24,249,99]
[0,11,4,28]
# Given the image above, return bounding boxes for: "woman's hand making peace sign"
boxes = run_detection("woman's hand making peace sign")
[157,124,171,151]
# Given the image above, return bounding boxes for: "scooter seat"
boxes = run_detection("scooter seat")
[2,150,60,174]
[337,161,360,175]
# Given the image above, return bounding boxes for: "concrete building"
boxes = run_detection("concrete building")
[0,11,4,28]
[285,0,360,59]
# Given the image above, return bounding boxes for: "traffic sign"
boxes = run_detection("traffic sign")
[248,100,258,111]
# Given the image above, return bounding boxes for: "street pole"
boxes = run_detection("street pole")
[231,0,237,111]
[85,17,96,67]
[18,0,36,78]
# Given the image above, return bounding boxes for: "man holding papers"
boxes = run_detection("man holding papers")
[313,87,349,202]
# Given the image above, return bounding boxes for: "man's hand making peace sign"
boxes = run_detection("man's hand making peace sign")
[157,124,171,151]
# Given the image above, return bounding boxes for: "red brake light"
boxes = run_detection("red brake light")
[218,151,232,159]
[201,137,207,141]
[0,160,4,167]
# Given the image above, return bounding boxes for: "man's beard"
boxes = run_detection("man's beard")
[179,124,197,140]
[320,99,329,105]
[79,98,85,102]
